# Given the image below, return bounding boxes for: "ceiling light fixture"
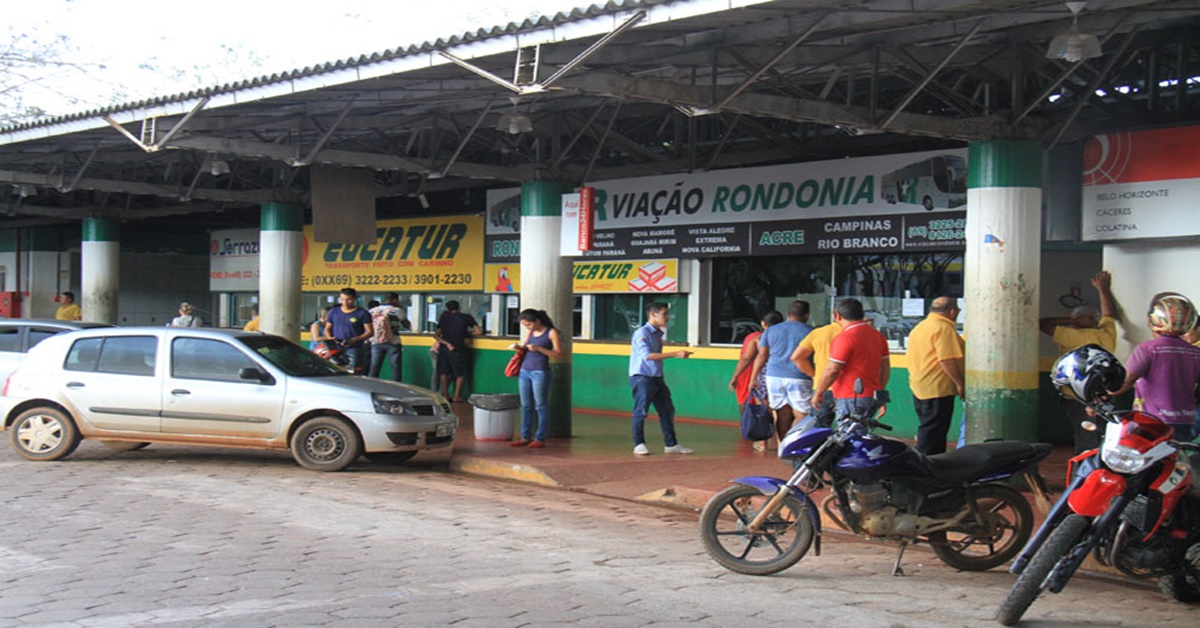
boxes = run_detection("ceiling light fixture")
[495,97,533,135]
[210,158,230,176]
[1046,1,1102,63]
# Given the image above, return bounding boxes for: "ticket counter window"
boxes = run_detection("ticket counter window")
[833,252,963,351]
[593,294,687,342]
[502,296,583,338]
[424,294,492,334]
[710,257,833,345]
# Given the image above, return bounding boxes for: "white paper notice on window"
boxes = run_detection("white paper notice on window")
[901,298,925,317]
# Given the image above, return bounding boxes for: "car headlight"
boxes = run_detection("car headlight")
[1102,444,1150,474]
[372,392,414,415]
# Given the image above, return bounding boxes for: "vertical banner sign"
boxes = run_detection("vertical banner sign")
[578,186,595,251]
[560,192,581,256]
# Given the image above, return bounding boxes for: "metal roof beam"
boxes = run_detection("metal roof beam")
[556,71,1041,140]
[166,135,534,181]
[0,168,279,203]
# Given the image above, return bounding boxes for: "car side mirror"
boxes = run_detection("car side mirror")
[239,367,273,384]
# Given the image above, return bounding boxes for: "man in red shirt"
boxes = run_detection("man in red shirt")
[811,299,891,419]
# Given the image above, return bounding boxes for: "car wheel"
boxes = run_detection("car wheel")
[100,441,151,452]
[290,416,361,472]
[363,451,418,464]
[9,406,82,461]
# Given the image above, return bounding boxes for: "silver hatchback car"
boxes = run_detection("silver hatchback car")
[0,327,458,471]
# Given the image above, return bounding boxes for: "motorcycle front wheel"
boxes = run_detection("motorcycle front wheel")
[929,484,1033,571]
[995,513,1090,626]
[699,484,815,576]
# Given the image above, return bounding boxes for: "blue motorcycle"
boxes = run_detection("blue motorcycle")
[700,393,1052,576]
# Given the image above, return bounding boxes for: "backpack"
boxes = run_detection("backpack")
[372,306,404,344]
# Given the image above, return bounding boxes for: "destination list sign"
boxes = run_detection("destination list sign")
[559,212,966,259]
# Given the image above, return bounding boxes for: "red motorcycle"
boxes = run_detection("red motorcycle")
[312,340,351,368]
[996,345,1200,625]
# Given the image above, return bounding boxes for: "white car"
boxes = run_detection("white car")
[0,327,458,471]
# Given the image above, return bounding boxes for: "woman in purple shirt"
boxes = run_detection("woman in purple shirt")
[511,309,563,448]
[1110,293,1200,441]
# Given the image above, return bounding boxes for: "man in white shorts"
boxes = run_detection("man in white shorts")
[749,300,814,441]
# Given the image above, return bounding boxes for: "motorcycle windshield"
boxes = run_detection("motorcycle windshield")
[1112,411,1174,451]
[779,426,832,459]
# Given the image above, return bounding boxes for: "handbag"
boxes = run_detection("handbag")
[504,346,527,377]
[740,399,774,441]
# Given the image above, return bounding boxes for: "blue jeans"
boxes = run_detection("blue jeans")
[369,343,402,381]
[344,343,369,374]
[1170,421,1197,442]
[518,369,551,442]
[834,397,879,420]
[630,375,678,447]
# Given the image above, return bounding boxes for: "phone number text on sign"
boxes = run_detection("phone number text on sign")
[303,273,475,290]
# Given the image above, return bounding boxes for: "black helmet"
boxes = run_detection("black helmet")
[1050,344,1125,404]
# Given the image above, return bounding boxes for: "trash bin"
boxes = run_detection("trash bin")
[467,393,520,441]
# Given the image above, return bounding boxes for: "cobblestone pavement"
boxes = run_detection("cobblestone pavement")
[0,443,1196,627]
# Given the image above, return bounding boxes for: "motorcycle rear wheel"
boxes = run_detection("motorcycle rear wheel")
[929,484,1033,571]
[699,484,815,576]
[995,513,1090,626]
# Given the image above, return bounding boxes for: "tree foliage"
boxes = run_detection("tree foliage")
[0,27,98,126]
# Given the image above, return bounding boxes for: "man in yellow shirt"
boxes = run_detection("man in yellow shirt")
[243,305,260,331]
[790,322,841,427]
[55,292,81,321]
[906,296,964,455]
[1039,270,1117,354]
[1038,270,1117,452]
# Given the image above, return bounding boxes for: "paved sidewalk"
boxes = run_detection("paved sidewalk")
[432,402,1078,511]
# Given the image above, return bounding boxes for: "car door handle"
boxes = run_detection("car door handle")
[66,382,85,389]
[171,389,191,396]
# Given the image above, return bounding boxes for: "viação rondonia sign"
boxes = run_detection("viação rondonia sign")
[485,148,968,262]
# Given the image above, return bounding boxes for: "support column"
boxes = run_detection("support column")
[81,218,119,324]
[260,203,304,341]
[520,181,573,438]
[963,140,1042,443]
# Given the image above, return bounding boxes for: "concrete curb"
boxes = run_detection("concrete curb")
[448,456,560,487]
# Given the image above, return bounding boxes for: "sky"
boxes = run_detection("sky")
[7,0,590,117]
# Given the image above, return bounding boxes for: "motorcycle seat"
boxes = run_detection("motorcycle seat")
[924,441,1052,484]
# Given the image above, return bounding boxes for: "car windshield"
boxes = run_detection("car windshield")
[238,335,347,377]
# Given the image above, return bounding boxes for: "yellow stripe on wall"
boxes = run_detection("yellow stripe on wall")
[965,369,1040,390]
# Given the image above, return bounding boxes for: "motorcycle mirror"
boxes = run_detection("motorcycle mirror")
[853,378,864,395]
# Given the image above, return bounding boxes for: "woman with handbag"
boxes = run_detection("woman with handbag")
[511,309,563,448]
[729,310,782,451]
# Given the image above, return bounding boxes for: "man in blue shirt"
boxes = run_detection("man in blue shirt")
[434,300,481,401]
[749,300,813,441]
[629,303,694,455]
[324,287,373,374]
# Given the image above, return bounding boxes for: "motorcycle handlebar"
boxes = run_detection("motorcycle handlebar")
[1176,440,1200,452]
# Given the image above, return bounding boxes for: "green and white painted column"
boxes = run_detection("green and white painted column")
[81,218,119,324]
[260,203,304,341]
[520,181,574,438]
[963,140,1042,443]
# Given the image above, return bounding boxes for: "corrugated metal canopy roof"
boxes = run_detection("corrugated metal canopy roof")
[3,0,1200,230]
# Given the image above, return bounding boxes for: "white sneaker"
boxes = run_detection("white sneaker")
[633,443,651,455]
[664,444,694,455]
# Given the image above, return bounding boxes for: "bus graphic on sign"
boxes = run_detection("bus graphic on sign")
[881,154,967,211]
